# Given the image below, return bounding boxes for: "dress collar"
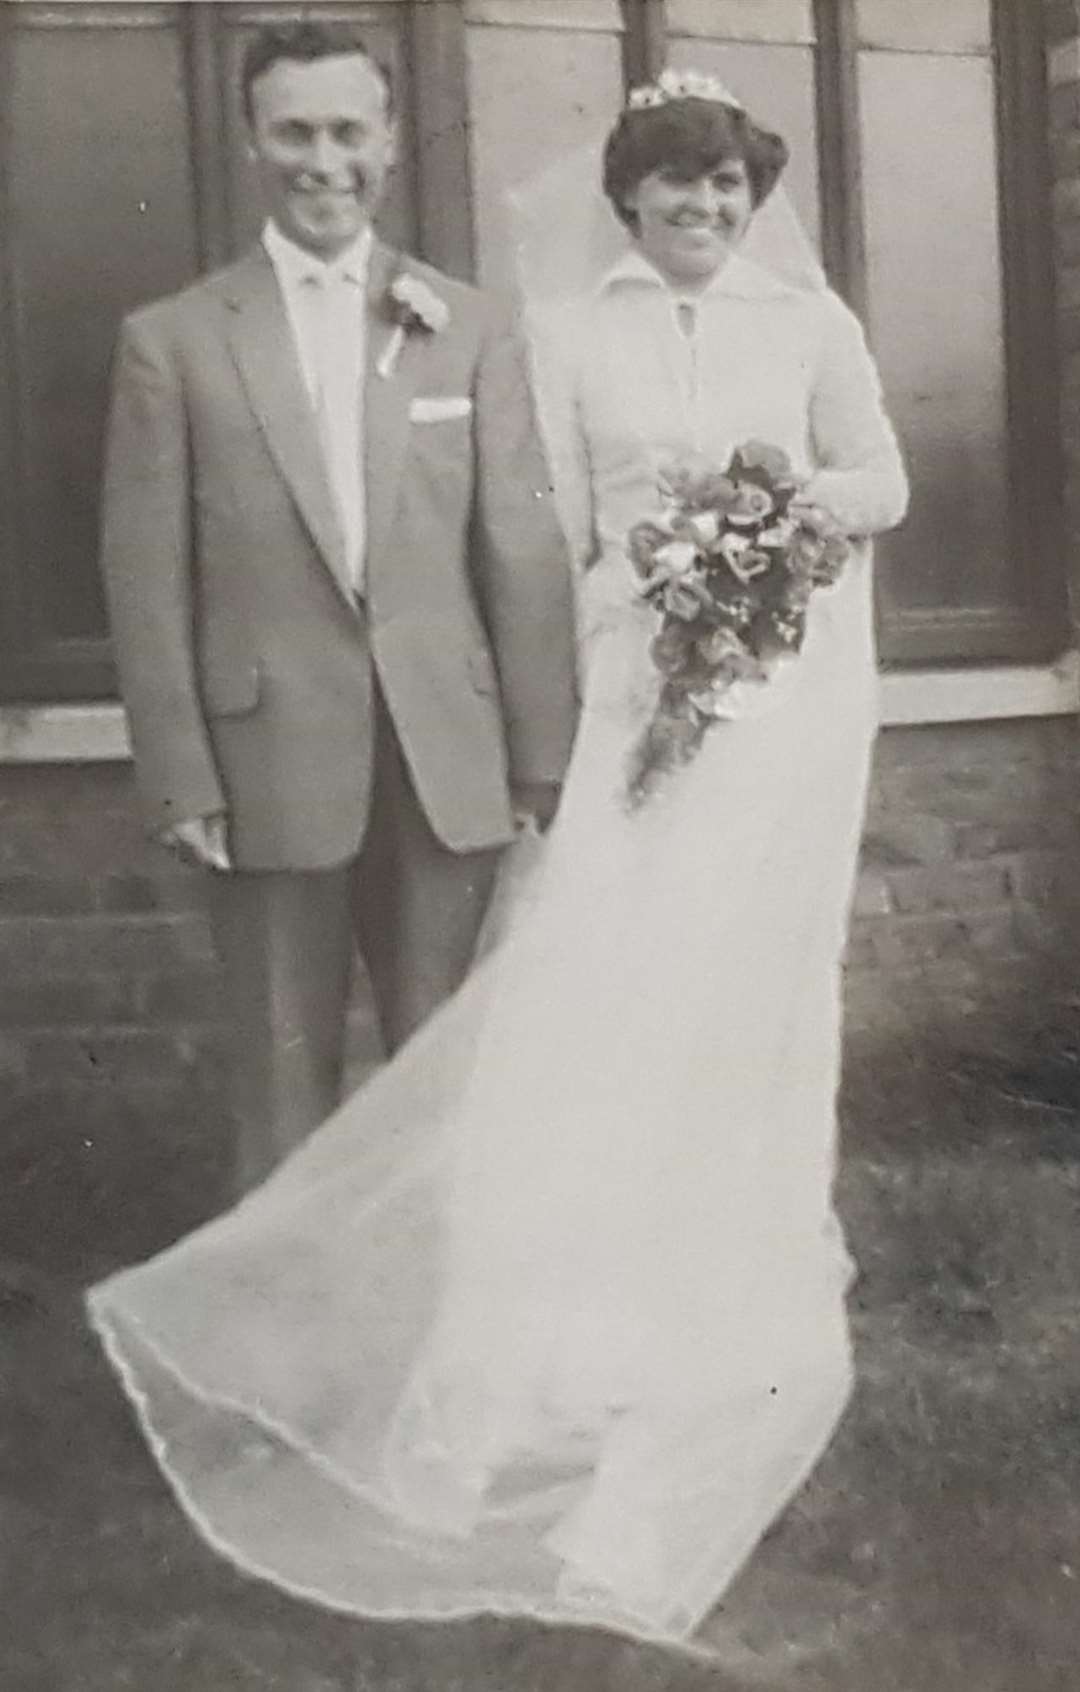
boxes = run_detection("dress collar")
[595,244,798,303]
[262,219,374,290]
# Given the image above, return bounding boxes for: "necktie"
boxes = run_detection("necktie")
[308,271,365,591]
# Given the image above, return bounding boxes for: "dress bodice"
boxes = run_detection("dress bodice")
[534,249,907,598]
[576,261,820,565]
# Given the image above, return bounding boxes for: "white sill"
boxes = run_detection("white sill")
[0,655,1077,764]
[0,702,131,763]
[878,650,1080,726]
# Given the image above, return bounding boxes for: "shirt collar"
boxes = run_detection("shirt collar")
[263,219,374,290]
[595,244,795,303]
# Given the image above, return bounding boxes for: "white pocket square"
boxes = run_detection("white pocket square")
[409,396,473,424]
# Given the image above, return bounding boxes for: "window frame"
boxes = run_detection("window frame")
[815,0,1067,667]
[0,0,1069,709]
[0,0,474,705]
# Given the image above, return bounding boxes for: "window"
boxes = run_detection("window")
[0,0,468,702]
[666,0,1065,664]
[0,0,1065,703]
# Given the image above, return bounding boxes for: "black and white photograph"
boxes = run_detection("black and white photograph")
[1,3,1078,1688]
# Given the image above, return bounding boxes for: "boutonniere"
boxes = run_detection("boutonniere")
[376,273,451,380]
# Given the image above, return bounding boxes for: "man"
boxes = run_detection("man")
[101,22,578,1191]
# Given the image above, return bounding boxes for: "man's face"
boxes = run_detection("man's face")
[248,53,395,260]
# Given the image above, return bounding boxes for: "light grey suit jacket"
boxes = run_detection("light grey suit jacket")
[101,240,579,869]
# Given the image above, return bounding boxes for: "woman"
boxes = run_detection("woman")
[89,74,907,1647]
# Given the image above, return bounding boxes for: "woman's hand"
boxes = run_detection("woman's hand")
[788,499,827,527]
[787,494,843,536]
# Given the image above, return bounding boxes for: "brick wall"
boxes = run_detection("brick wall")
[1,721,1077,1114]
[0,764,387,1108]
[850,717,1080,1028]
[2,727,1075,1271]
[1050,0,1080,632]
[0,766,226,1267]
[2,6,1080,1144]
[0,765,220,1101]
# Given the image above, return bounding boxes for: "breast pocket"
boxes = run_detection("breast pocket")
[408,415,474,515]
[410,414,471,455]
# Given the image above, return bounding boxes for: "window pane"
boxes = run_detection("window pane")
[6,9,198,657]
[860,46,1015,656]
[666,38,821,251]
[465,1,621,25]
[857,0,991,55]
[667,0,814,46]
[467,16,625,293]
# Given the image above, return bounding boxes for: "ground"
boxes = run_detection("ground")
[1,954,1078,1692]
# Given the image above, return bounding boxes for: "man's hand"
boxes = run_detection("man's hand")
[510,781,561,834]
[161,813,232,872]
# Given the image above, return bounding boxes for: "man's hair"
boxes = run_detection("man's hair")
[241,20,394,127]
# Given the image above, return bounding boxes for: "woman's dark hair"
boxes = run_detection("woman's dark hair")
[241,20,394,127]
[603,98,788,229]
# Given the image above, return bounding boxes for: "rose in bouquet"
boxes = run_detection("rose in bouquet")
[625,442,850,807]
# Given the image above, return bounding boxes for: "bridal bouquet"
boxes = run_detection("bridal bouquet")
[625,442,850,808]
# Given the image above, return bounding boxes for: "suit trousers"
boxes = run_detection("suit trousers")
[210,688,500,1195]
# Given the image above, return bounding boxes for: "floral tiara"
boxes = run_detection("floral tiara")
[627,67,744,112]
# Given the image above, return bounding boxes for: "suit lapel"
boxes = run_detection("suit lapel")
[363,242,427,580]
[221,247,355,609]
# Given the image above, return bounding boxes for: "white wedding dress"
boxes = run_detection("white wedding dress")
[88,247,907,1647]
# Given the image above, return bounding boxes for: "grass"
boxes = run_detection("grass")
[1,947,1078,1690]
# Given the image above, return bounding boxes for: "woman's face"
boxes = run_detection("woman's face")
[623,157,754,289]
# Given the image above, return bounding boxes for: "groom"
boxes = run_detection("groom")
[101,21,578,1191]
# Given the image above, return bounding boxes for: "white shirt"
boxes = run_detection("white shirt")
[263,220,372,591]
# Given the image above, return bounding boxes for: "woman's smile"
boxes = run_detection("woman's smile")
[624,160,755,288]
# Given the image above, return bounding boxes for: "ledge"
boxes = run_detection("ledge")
[878,650,1080,726]
[0,703,131,763]
[0,655,1077,765]
[464,0,623,32]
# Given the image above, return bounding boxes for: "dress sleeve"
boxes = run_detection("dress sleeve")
[523,303,635,671]
[472,303,580,785]
[802,293,909,538]
[523,300,596,574]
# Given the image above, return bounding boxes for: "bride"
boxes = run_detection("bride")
[88,72,908,1647]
